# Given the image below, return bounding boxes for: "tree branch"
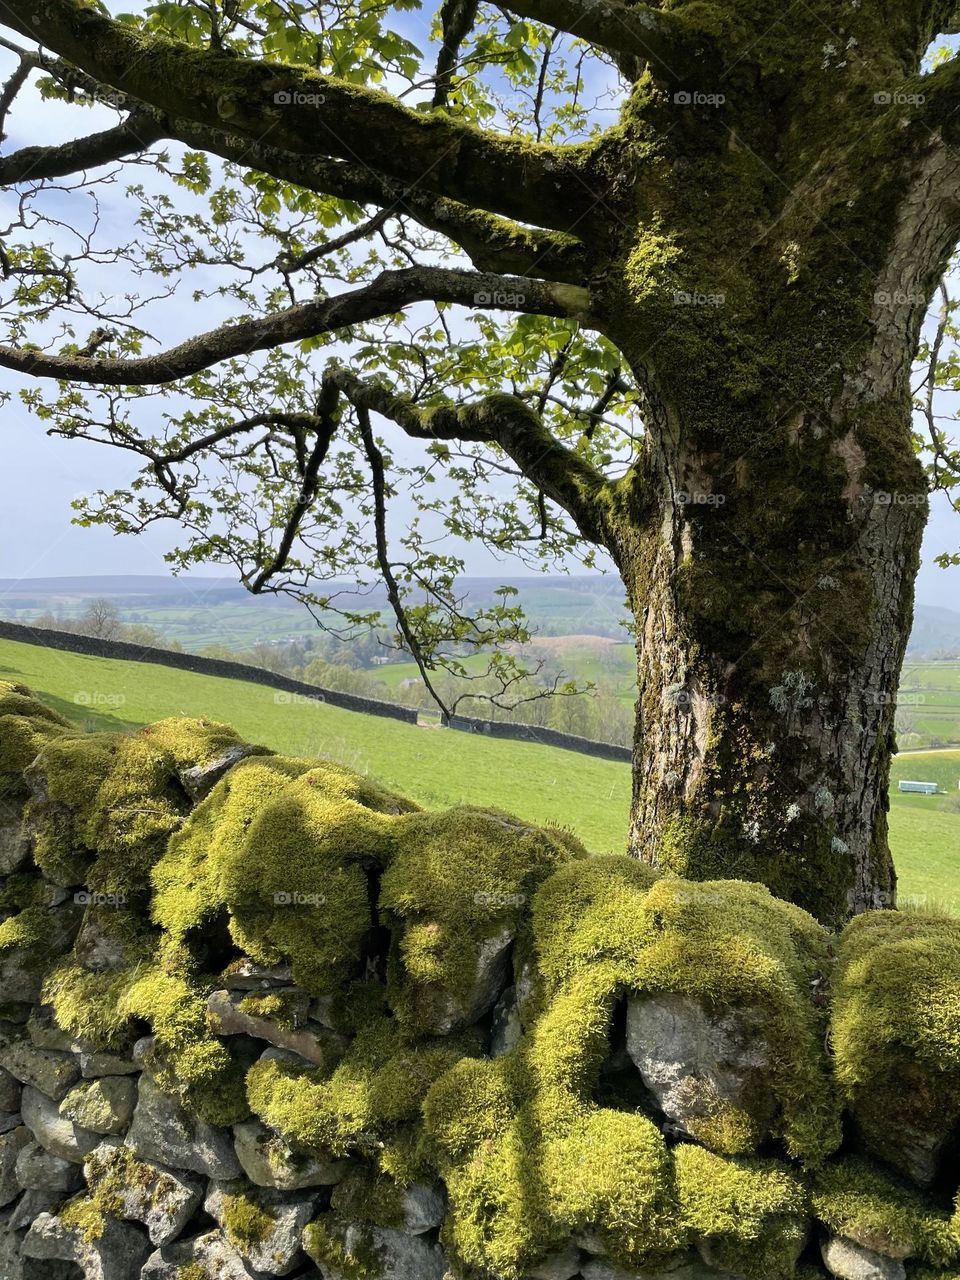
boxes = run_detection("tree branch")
[0,267,591,385]
[433,0,480,108]
[0,112,164,183]
[324,368,613,546]
[504,0,713,81]
[2,0,599,230]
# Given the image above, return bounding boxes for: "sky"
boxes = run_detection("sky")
[0,16,958,610]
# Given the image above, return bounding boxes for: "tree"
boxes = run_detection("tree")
[1,0,959,924]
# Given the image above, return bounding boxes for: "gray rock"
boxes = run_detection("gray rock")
[0,905,82,1003]
[224,960,295,991]
[490,985,523,1058]
[0,1127,30,1207]
[205,1179,316,1275]
[400,1183,444,1235]
[821,1235,907,1280]
[305,1221,448,1280]
[22,1209,151,1280]
[233,1119,346,1191]
[60,1077,136,1136]
[626,993,775,1148]
[8,1186,66,1230]
[26,1008,77,1053]
[142,1229,267,1279]
[0,1113,22,1135]
[78,1047,138,1079]
[527,1242,582,1279]
[179,744,261,801]
[416,925,514,1036]
[84,1138,203,1247]
[125,1074,241,1180]
[0,1067,20,1114]
[207,990,344,1069]
[72,911,132,973]
[20,1085,104,1164]
[0,1043,79,1102]
[0,802,28,876]
[580,1256,736,1280]
[853,1113,945,1189]
[15,1140,81,1195]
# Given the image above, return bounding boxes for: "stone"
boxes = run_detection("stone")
[22,1209,151,1280]
[205,1178,317,1275]
[0,905,82,1003]
[0,1127,30,1207]
[0,1068,21,1113]
[0,1113,22,1135]
[490,985,523,1058]
[142,1229,266,1279]
[306,1221,448,1280]
[223,960,295,991]
[580,1256,736,1280]
[78,1047,138,1079]
[125,1074,241,1180]
[8,1186,65,1230]
[234,1119,347,1191]
[417,925,514,1036]
[84,1138,204,1247]
[400,1182,444,1235]
[207,989,344,1069]
[26,1007,77,1052]
[15,1140,82,1195]
[72,911,132,972]
[20,1085,104,1164]
[527,1242,583,1279]
[0,800,28,876]
[853,1113,946,1189]
[0,1042,79,1102]
[179,744,261,801]
[60,1077,136,1135]
[821,1235,908,1280]
[625,993,776,1147]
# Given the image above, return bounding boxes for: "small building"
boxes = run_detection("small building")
[898,780,941,795]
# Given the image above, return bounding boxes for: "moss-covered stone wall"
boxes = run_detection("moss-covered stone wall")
[1,680,959,1280]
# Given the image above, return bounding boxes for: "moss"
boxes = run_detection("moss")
[237,991,302,1029]
[381,807,583,1034]
[176,1267,212,1280]
[813,1158,960,1265]
[675,1145,810,1280]
[221,1190,276,1249]
[303,1218,384,1280]
[831,912,960,1178]
[59,1194,107,1244]
[0,682,71,795]
[246,1016,471,1172]
[331,1168,406,1229]
[43,961,143,1051]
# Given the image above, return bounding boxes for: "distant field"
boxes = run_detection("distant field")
[0,635,957,907]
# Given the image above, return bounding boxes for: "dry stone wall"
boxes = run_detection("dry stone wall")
[0,680,959,1280]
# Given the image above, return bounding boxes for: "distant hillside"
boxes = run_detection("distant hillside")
[0,574,957,654]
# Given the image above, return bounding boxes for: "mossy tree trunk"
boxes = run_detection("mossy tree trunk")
[6,0,960,925]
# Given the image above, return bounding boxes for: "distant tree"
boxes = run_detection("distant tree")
[4,0,960,920]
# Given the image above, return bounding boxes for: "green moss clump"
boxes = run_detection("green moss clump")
[813,1158,960,1265]
[303,1218,384,1280]
[381,807,583,1034]
[237,991,303,1029]
[176,1267,212,1280]
[246,1016,471,1176]
[675,1145,810,1280]
[0,681,71,796]
[43,961,143,1051]
[59,1194,107,1244]
[831,912,960,1179]
[221,1191,276,1249]
[331,1168,406,1229]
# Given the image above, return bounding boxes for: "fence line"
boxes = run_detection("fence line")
[0,619,632,762]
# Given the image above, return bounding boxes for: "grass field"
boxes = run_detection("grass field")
[0,635,957,906]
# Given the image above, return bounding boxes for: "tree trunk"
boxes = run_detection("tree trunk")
[606,365,926,926]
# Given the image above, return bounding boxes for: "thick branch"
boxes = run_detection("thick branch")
[504,0,712,80]
[433,0,480,108]
[325,368,613,545]
[2,0,598,229]
[0,267,591,385]
[0,112,163,183]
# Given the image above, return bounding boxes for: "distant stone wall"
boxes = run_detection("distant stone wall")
[2,682,959,1280]
[447,714,632,762]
